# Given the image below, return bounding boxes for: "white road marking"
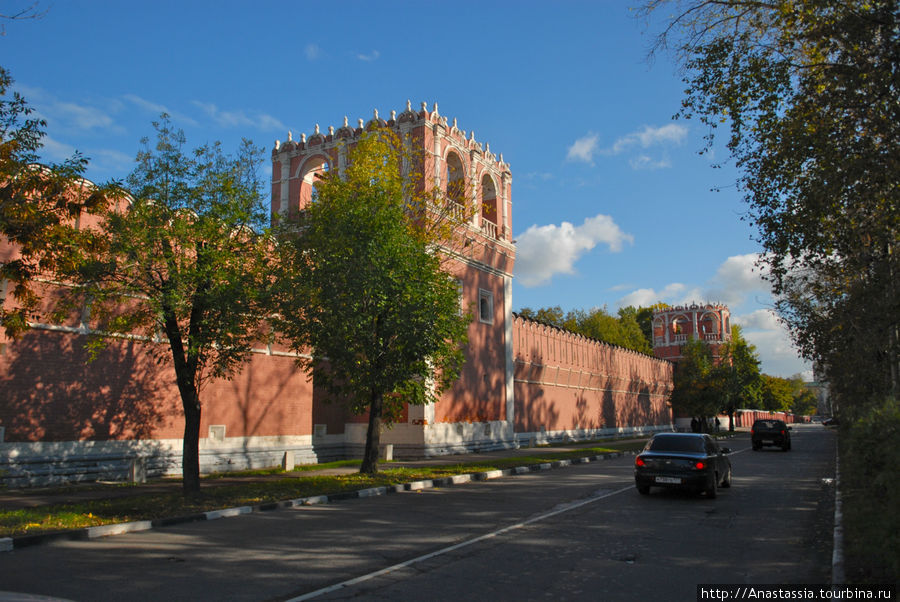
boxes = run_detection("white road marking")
[285,484,635,601]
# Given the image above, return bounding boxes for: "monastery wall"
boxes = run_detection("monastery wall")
[512,315,674,441]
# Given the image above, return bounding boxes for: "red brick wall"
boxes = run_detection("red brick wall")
[0,330,313,443]
[512,315,673,433]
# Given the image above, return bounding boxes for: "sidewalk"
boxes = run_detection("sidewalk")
[0,438,653,512]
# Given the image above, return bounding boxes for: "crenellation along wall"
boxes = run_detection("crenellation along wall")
[0,103,679,486]
[512,314,674,441]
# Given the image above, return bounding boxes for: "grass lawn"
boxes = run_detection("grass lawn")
[1,440,649,538]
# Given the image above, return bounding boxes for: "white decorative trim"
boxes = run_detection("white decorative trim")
[504,275,515,424]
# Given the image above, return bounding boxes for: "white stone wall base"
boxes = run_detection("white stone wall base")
[0,421,673,487]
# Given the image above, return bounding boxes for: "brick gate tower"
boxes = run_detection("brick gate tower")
[270,101,518,456]
[652,303,732,363]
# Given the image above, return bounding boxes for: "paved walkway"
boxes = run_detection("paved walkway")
[0,438,655,511]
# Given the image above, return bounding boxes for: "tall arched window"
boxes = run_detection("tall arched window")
[672,315,690,341]
[700,312,720,339]
[481,174,498,238]
[445,152,466,216]
[297,155,330,211]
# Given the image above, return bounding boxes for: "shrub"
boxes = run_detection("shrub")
[841,396,899,583]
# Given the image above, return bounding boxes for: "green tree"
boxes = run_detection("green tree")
[759,375,796,413]
[791,384,818,416]
[642,0,900,406]
[516,305,654,354]
[715,325,762,429]
[671,338,721,422]
[70,118,272,496]
[274,127,470,475]
[619,304,661,351]
[0,66,115,338]
[517,305,566,328]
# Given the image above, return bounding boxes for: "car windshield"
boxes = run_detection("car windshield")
[648,435,705,453]
[755,421,784,430]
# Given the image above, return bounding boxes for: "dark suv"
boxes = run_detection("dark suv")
[751,419,792,451]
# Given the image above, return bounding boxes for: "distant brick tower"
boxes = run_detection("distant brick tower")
[270,101,517,454]
[652,303,732,363]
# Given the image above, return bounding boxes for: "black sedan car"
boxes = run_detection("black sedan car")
[634,433,732,498]
[750,419,792,451]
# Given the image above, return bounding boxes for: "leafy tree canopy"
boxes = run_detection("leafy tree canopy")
[641,0,900,406]
[58,117,271,496]
[516,304,656,354]
[274,126,470,474]
[0,65,116,338]
[670,338,722,419]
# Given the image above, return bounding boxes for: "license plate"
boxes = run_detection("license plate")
[655,476,682,484]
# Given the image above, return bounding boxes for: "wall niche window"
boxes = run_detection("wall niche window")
[478,289,494,324]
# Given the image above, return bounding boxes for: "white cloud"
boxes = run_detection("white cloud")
[615,254,768,310]
[16,84,124,135]
[734,309,809,378]
[123,94,200,127]
[357,50,380,62]
[515,214,633,287]
[37,135,78,162]
[629,155,671,170]
[87,147,136,174]
[305,43,321,60]
[52,101,116,132]
[520,171,555,182]
[123,93,168,115]
[705,253,770,307]
[616,283,695,308]
[192,101,286,132]
[566,133,599,164]
[733,308,781,331]
[608,123,687,155]
[613,255,811,378]
[567,124,687,169]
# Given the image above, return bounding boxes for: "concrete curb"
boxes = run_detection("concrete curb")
[1,452,625,553]
[832,447,845,584]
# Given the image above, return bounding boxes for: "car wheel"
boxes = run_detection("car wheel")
[705,475,717,498]
[637,484,650,495]
[721,467,732,488]
[782,443,790,452]
[752,442,761,451]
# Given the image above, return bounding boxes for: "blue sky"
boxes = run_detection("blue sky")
[3,0,810,378]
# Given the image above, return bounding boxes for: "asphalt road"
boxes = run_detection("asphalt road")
[0,425,836,602]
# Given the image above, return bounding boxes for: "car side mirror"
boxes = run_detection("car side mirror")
[720,447,731,454]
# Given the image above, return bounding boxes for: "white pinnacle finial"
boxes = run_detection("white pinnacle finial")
[328,125,334,135]
[373,108,379,120]
[470,130,475,141]
[406,99,412,111]
[421,101,427,112]
[275,139,280,150]
[486,143,491,153]
[358,118,364,128]
[301,133,306,143]
[314,124,320,135]
[343,116,349,127]
[390,110,396,120]
[453,117,458,128]
[287,130,292,141]
[432,102,438,114]
[499,153,504,163]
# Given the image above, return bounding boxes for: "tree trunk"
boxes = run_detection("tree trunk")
[360,389,383,474]
[182,398,202,496]
[162,305,203,497]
